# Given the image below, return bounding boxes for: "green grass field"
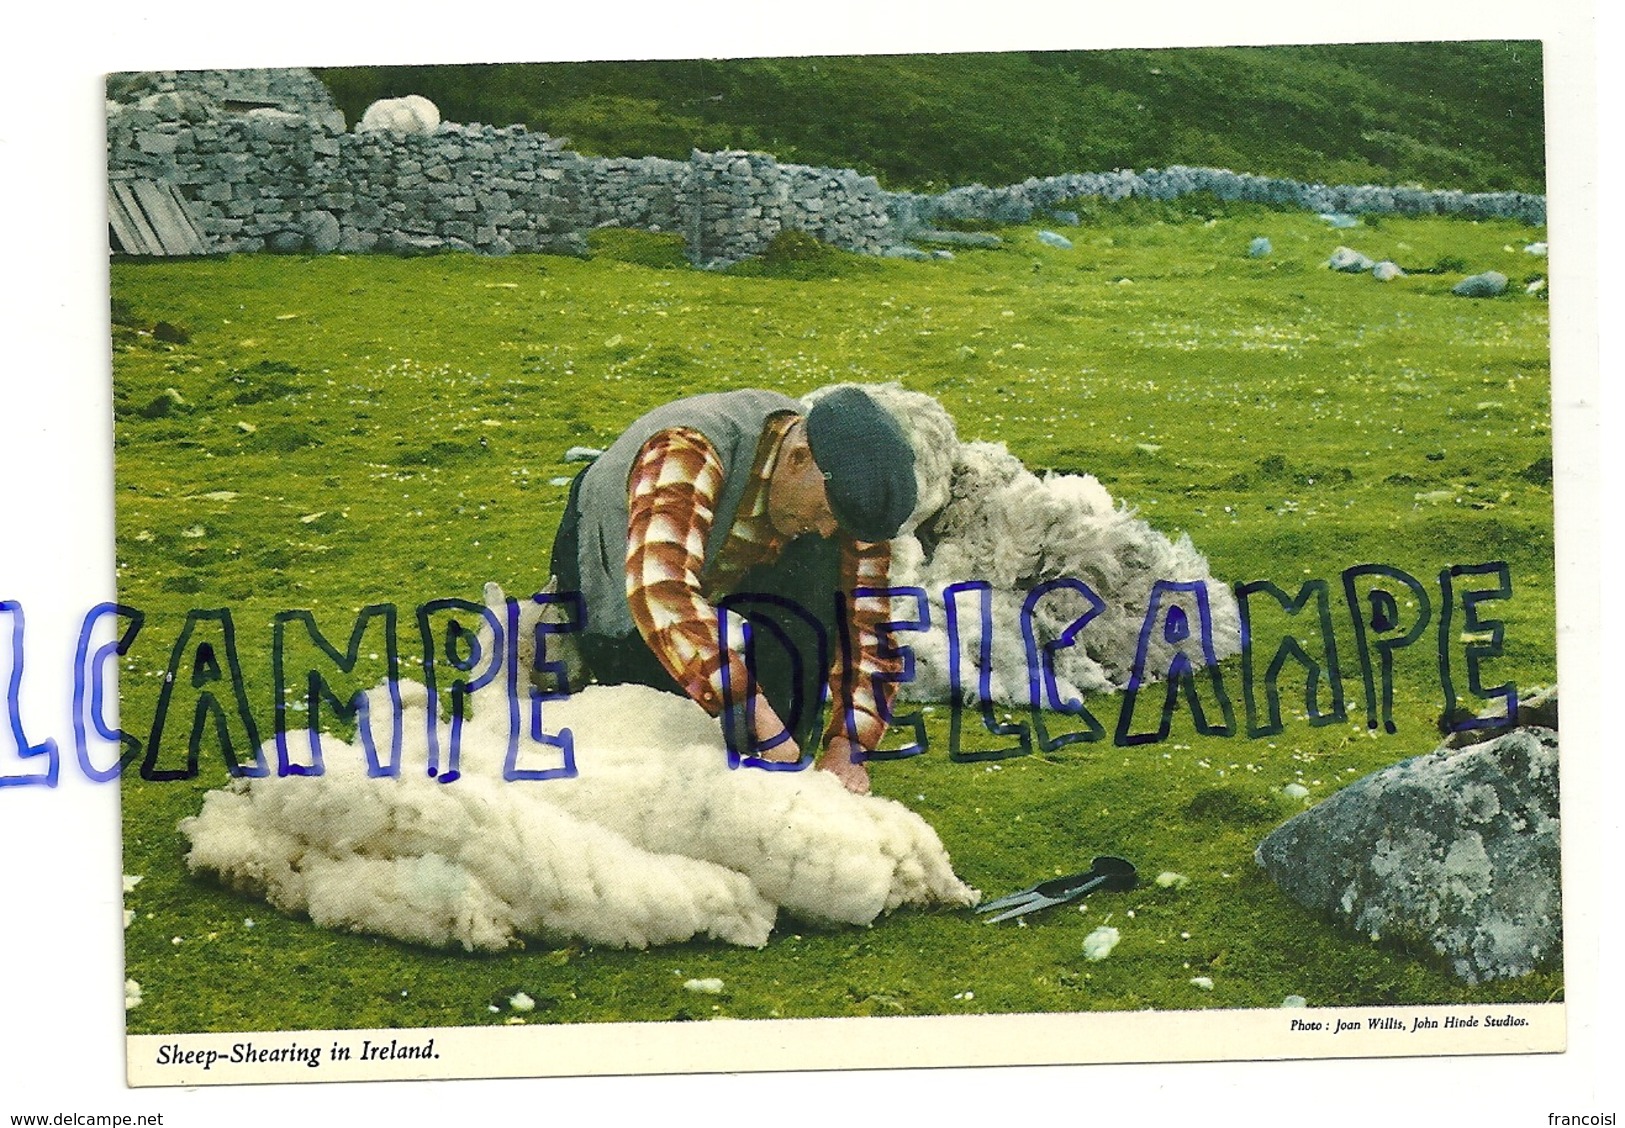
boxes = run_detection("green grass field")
[112,200,1556,1034]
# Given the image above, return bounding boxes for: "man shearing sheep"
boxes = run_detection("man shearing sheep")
[548,387,917,794]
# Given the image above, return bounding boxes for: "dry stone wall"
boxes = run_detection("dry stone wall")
[889,166,1546,228]
[685,150,892,266]
[105,67,1547,267]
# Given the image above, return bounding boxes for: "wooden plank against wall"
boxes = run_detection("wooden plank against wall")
[108,179,211,256]
[130,179,202,255]
[111,181,163,254]
[107,185,148,254]
[163,182,212,252]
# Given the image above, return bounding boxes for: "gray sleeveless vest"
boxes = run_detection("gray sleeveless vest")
[574,389,801,639]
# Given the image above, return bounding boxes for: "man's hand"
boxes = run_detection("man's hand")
[816,736,871,795]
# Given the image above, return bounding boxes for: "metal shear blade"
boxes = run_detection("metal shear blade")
[977,856,1137,924]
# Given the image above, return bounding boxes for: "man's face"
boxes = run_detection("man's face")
[768,424,839,540]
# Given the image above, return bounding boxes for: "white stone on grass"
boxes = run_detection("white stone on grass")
[1327,246,1375,273]
[1083,926,1121,962]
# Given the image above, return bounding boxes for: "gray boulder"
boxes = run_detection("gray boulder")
[1255,718,1560,984]
[265,229,307,254]
[1452,271,1509,297]
[303,211,341,254]
[1248,236,1272,258]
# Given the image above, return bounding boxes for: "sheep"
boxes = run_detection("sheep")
[805,383,1242,705]
[180,385,1238,951]
[355,94,441,135]
[181,672,977,952]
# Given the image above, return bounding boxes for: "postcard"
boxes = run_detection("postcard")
[0,14,1594,1109]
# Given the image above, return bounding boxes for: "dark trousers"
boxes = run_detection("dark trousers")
[550,469,841,752]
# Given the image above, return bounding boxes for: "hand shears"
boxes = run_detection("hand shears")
[975,856,1138,923]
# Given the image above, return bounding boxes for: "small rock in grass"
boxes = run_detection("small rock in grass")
[1036,230,1073,250]
[1524,242,1548,256]
[509,991,536,1012]
[1283,783,1310,799]
[1327,246,1374,273]
[1248,237,1272,258]
[125,979,143,1010]
[1083,926,1121,962]
[683,978,725,994]
[1190,976,1215,990]
[1155,871,1190,889]
[1452,271,1508,298]
[1282,995,1308,1007]
[563,446,604,463]
[123,874,144,894]
[137,391,182,419]
[1318,213,1359,229]
[1372,260,1405,282]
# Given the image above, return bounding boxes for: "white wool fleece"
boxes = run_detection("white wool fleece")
[182,680,976,952]
[808,384,1242,706]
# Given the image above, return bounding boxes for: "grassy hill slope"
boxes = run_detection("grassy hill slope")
[317,42,1544,194]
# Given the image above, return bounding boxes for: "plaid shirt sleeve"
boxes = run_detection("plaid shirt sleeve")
[624,428,749,716]
[625,426,903,751]
[823,538,902,751]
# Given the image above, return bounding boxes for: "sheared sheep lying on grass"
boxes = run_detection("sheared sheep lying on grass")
[181,677,977,952]
[806,383,1241,706]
